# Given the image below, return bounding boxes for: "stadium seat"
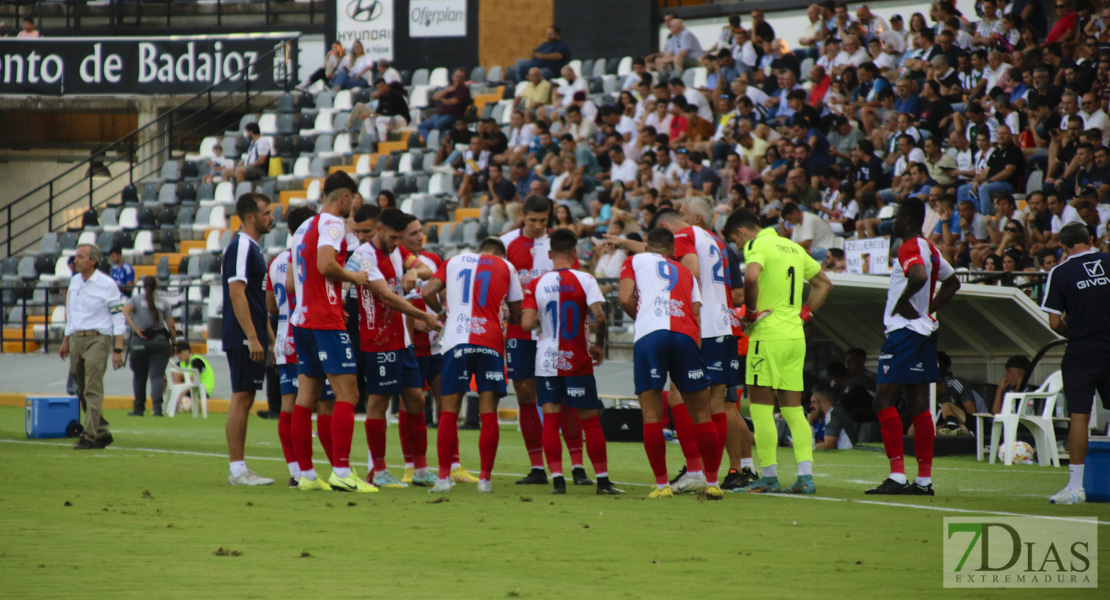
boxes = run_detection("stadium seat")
[158,230,175,253]
[617,56,632,76]
[158,183,178,205]
[177,183,197,203]
[112,231,134,251]
[312,134,333,155]
[332,133,353,156]
[119,184,139,206]
[1,257,20,282]
[196,136,219,158]
[40,257,72,285]
[100,208,121,233]
[190,230,221,256]
[214,182,235,204]
[196,182,215,203]
[124,231,153,259]
[334,90,353,111]
[978,371,1064,467]
[308,157,327,178]
[277,93,296,114]
[140,182,159,204]
[425,128,441,149]
[470,66,486,83]
[593,59,607,78]
[258,181,276,202]
[258,113,278,135]
[487,65,502,83]
[429,67,449,88]
[118,207,140,231]
[305,180,322,203]
[29,232,59,257]
[159,160,180,183]
[156,256,170,282]
[17,256,37,282]
[181,161,199,180]
[220,136,241,159]
[274,134,295,158]
[164,361,208,418]
[313,90,333,111]
[58,232,78,256]
[411,68,429,86]
[355,154,372,177]
[191,207,212,232]
[800,58,815,81]
[234,181,253,200]
[237,114,258,133]
[295,91,315,111]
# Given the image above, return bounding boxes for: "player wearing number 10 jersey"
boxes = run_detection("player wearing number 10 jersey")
[422,237,523,494]
[728,208,833,495]
[618,228,714,499]
[521,229,622,496]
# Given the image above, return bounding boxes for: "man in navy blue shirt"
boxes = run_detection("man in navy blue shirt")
[222,192,275,486]
[1041,223,1110,505]
[515,26,571,80]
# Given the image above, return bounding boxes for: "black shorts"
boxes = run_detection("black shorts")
[1062,347,1110,415]
[227,348,265,393]
[244,166,265,181]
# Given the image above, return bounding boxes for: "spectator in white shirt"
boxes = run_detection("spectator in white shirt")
[500,109,536,165]
[670,77,713,122]
[780,202,840,260]
[608,146,638,186]
[375,59,401,85]
[554,65,587,109]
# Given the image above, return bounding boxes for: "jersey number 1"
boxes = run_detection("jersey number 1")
[458,269,492,307]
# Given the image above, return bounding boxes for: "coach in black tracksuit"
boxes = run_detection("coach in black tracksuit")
[1040,222,1110,505]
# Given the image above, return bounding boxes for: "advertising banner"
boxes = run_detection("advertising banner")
[409,0,467,38]
[845,237,891,275]
[337,0,394,60]
[0,34,296,96]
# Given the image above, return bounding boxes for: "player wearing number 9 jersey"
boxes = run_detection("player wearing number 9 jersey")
[619,228,718,499]
[422,237,523,493]
[521,229,622,495]
[729,208,833,496]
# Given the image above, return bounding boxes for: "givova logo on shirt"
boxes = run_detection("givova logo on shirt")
[1078,260,1109,289]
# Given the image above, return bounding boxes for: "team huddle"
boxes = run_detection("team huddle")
[224,170,959,498]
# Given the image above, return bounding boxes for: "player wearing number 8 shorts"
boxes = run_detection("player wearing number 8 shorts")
[619,228,715,499]
[521,229,623,496]
[727,208,833,495]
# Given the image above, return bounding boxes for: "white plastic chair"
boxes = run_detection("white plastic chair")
[164,362,208,418]
[975,371,1064,466]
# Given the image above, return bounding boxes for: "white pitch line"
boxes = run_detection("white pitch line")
[3,438,1106,525]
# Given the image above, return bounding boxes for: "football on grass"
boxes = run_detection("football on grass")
[1000,441,1034,465]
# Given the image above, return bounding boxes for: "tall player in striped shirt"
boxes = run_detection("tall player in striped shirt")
[401,216,480,484]
[501,195,588,486]
[619,228,722,499]
[348,208,436,488]
[866,198,960,496]
[422,237,524,493]
[521,230,623,495]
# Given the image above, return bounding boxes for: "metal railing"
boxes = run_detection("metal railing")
[5,1,325,37]
[1,35,299,259]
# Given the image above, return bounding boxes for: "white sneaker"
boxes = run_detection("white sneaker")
[428,479,453,494]
[228,470,275,486]
[1049,487,1086,505]
[477,480,493,493]
[671,472,708,494]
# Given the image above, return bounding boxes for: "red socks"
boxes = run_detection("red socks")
[398,410,413,465]
[878,406,905,476]
[291,404,315,473]
[479,413,499,480]
[406,411,428,470]
[543,412,564,477]
[437,411,458,480]
[643,422,669,485]
[330,403,354,470]
[912,411,935,478]
[518,402,544,469]
[696,421,721,485]
[365,418,387,474]
[670,403,704,472]
[277,411,296,466]
[711,411,728,466]
[562,409,584,467]
[317,413,334,466]
[580,414,608,476]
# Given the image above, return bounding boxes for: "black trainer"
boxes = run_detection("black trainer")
[865,478,910,495]
[551,476,567,495]
[720,469,745,492]
[127,410,144,417]
[740,467,759,487]
[94,433,114,449]
[516,468,548,485]
[73,438,98,450]
[596,477,625,495]
[669,465,687,486]
[571,467,593,486]
[288,477,298,488]
[905,481,935,496]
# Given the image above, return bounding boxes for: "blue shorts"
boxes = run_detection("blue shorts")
[415,353,444,386]
[293,327,358,378]
[702,335,740,386]
[632,330,710,395]
[278,363,335,400]
[537,375,602,410]
[877,328,939,385]
[440,344,507,397]
[365,347,422,395]
[226,348,265,393]
[505,338,536,380]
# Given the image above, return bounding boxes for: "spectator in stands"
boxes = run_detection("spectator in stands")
[685,151,720,198]
[553,65,586,111]
[827,361,876,423]
[808,383,858,449]
[169,340,215,411]
[433,117,474,170]
[375,59,401,85]
[108,246,135,296]
[303,41,344,89]
[780,201,837,260]
[552,203,583,238]
[935,351,990,436]
[347,79,409,143]
[478,118,508,156]
[482,163,518,228]
[18,17,39,39]
[376,189,396,211]
[649,18,704,71]
[202,144,234,184]
[514,26,571,80]
[222,122,269,185]
[512,160,542,199]
[62,244,126,450]
[453,136,489,208]
[123,276,176,417]
[500,110,535,165]
[417,69,471,144]
[331,41,373,90]
[516,68,553,117]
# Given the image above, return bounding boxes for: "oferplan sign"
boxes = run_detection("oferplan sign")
[409,0,467,38]
[338,0,394,60]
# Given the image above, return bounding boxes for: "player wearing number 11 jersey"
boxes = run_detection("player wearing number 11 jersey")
[521,229,622,496]
[422,237,523,494]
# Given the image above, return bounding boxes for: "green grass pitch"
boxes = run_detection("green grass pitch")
[1,407,1106,599]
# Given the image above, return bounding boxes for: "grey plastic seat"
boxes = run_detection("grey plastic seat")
[17,256,37,281]
[277,113,296,135]
[140,182,159,203]
[196,182,215,202]
[158,183,177,205]
[159,160,180,182]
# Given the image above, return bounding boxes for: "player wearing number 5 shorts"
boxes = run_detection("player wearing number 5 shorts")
[728,208,833,495]
[422,237,524,494]
[521,229,623,496]
[619,228,719,499]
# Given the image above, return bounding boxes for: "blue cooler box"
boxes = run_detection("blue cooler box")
[1084,438,1110,503]
[26,396,81,439]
